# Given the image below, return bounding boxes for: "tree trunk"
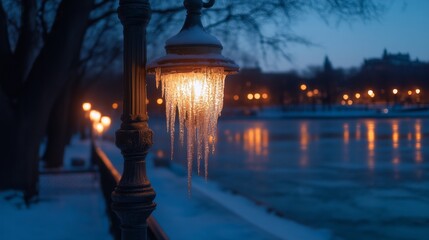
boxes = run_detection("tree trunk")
[0,0,94,201]
[43,81,73,169]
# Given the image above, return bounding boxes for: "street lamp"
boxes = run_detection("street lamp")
[113,0,238,240]
[148,0,238,184]
[101,116,111,129]
[82,102,92,112]
[89,110,101,122]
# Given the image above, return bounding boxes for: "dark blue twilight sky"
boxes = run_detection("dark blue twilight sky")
[260,0,429,72]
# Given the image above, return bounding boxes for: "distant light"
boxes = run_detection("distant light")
[383,108,389,114]
[392,89,398,95]
[156,150,165,158]
[254,93,261,100]
[94,123,104,135]
[157,98,163,105]
[82,102,91,112]
[112,102,118,110]
[146,99,150,104]
[341,100,346,105]
[247,93,254,100]
[408,90,412,96]
[416,89,421,94]
[343,94,349,100]
[368,90,374,96]
[233,95,239,101]
[89,110,101,122]
[262,93,268,99]
[300,84,307,91]
[313,89,319,95]
[347,100,353,106]
[355,93,361,99]
[101,116,111,128]
[306,91,314,98]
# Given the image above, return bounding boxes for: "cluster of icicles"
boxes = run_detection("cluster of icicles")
[155,67,226,190]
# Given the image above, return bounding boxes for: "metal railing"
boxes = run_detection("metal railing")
[91,144,169,240]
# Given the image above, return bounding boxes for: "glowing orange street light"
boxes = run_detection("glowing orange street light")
[82,102,92,112]
[368,90,375,98]
[262,93,268,99]
[112,102,119,110]
[233,95,239,101]
[341,100,346,105]
[101,116,111,129]
[247,93,254,100]
[94,122,104,136]
[416,89,421,94]
[300,84,307,91]
[156,98,163,105]
[89,110,101,122]
[355,93,361,99]
[407,90,412,96]
[306,91,314,98]
[347,100,353,105]
[392,89,398,95]
[343,94,349,100]
[254,93,261,100]
[313,89,319,95]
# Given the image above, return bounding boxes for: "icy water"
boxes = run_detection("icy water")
[150,118,429,240]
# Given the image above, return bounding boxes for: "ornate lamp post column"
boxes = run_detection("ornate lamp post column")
[112,1,156,240]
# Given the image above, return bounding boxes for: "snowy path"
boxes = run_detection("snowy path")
[0,173,112,240]
[99,141,332,240]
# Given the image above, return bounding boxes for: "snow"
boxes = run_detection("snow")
[0,175,112,240]
[166,26,221,46]
[0,138,112,240]
[99,140,332,240]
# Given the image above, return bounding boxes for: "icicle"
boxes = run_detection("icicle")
[155,67,226,191]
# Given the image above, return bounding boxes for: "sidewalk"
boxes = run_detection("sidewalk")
[0,173,112,240]
[99,141,331,240]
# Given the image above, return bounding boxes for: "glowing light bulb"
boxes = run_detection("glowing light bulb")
[82,102,91,111]
[392,89,398,95]
[262,93,268,99]
[247,93,254,100]
[416,89,421,94]
[101,116,111,128]
[254,93,261,100]
[355,93,361,99]
[89,110,101,122]
[112,102,118,109]
[94,123,104,135]
[343,94,349,100]
[300,84,307,91]
[155,67,226,178]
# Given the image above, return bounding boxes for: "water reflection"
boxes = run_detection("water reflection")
[392,121,399,149]
[300,122,309,151]
[366,120,375,170]
[243,126,269,165]
[300,122,309,167]
[343,123,350,144]
[415,120,422,163]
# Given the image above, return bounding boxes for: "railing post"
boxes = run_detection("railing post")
[112,1,155,240]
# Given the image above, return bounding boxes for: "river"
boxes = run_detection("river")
[147,117,429,240]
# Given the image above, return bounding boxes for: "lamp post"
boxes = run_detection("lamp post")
[112,0,155,240]
[147,0,238,187]
[113,0,237,239]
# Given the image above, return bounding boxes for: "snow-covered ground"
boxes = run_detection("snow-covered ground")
[0,162,112,240]
[98,141,332,240]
